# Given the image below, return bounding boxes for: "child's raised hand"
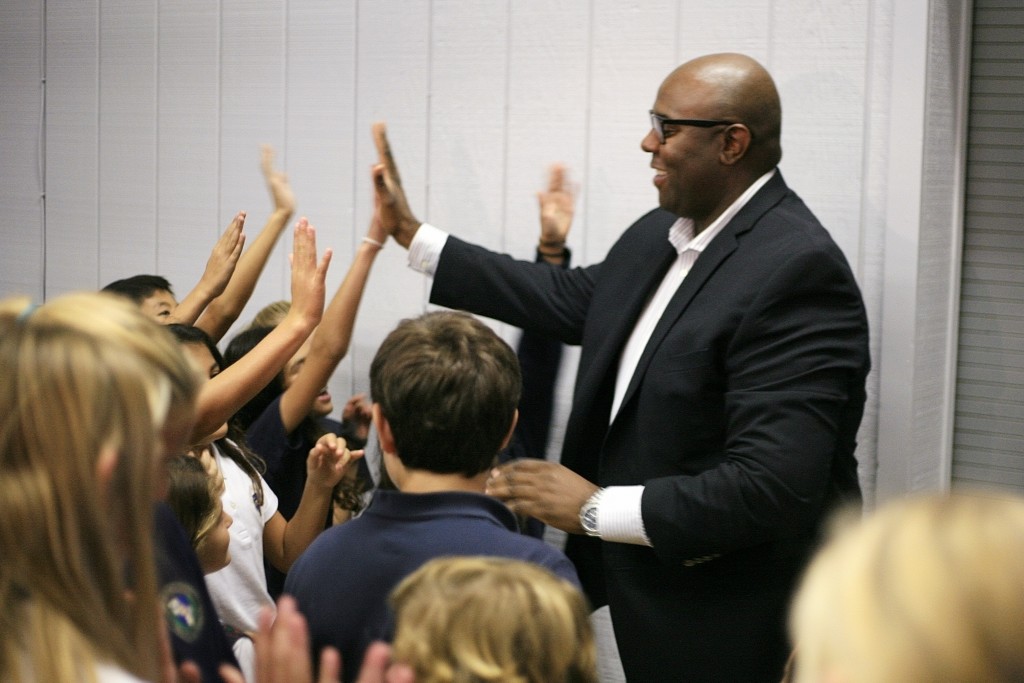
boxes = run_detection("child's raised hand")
[363,182,389,250]
[538,164,576,245]
[198,211,247,298]
[341,393,373,441]
[307,432,364,489]
[262,145,296,217]
[287,218,331,333]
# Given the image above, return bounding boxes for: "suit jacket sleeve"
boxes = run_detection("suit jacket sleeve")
[432,237,599,346]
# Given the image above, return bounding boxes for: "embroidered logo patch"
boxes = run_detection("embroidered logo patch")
[161,581,205,643]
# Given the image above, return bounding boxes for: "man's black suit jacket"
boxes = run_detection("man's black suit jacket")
[430,172,870,681]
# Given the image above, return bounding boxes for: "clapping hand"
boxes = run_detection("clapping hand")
[307,432,364,490]
[341,393,373,442]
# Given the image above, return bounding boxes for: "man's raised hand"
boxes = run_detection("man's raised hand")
[371,122,420,248]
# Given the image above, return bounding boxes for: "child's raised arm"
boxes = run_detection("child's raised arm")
[196,145,297,342]
[262,433,363,572]
[167,212,246,326]
[189,219,330,442]
[276,184,387,433]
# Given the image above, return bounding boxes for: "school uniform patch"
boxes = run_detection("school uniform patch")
[161,581,205,643]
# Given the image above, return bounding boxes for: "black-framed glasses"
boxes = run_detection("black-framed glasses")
[649,110,736,143]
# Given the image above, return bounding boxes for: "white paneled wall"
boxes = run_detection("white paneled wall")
[156,1,222,303]
[0,0,45,300]
[2,0,977,507]
[43,0,100,294]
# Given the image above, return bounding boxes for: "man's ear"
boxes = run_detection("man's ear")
[95,445,120,501]
[499,409,520,451]
[719,124,752,165]
[372,403,396,455]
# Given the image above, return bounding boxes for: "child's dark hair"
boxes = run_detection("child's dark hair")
[102,274,174,304]
[223,324,366,513]
[223,325,284,433]
[370,311,521,477]
[166,324,267,509]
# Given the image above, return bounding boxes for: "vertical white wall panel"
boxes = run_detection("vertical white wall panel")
[0,0,45,299]
[283,1,359,401]
[907,0,971,493]
[97,0,158,285]
[283,1,356,243]
[426,0,513,344]
[352,0,433,396]
[504,1,590,259]
[848,1,893,506]
[585,0,677,265]
[677,1,771,61]
[220,0,290,314]
[156,1,222,298]
[44,0,100,295]
[426,0,509,251]
[771,1,870,267]
[875,0,972,503]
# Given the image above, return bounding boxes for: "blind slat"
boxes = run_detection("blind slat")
[956,0,1024,499]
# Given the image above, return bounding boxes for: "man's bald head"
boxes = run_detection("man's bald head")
[664,53,783,172]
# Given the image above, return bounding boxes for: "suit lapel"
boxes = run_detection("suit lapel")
[561,212,677,472]
[585,243,677,394]
[612,173,792,423]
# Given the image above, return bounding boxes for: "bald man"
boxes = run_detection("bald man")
[372,53,870,681]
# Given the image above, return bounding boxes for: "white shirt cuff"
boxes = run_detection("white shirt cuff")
[597,485,651,546]
[407,222,449,276]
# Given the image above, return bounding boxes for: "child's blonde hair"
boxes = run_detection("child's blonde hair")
[249,299,291,329]
[0,292,198,683]
[390,556,597,683]
[790,492,1024,683]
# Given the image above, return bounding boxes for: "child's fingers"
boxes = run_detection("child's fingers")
[338,451,352,470]
[317,248,333,277]
[318,647,341,683]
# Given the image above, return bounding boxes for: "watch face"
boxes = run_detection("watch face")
[583,505,599,532]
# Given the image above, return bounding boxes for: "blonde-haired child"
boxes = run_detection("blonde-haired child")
[0,292,197,682]
[790,492,1024,683]
[389,556,597,683]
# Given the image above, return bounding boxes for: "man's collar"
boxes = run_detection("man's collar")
[667,168,777,256]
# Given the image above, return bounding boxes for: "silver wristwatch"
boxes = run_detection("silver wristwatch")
[579,488,604,537]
